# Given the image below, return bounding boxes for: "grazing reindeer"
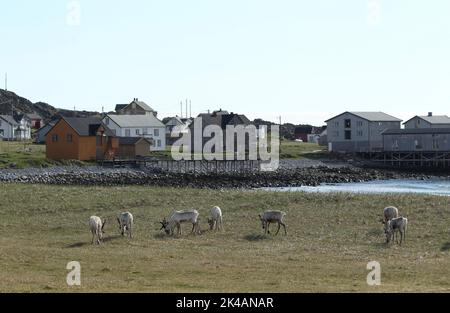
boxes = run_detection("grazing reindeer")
[160,210,200,236]
[380,206,399,243]
[89,216,106,245]
[259,210,287,236]
[386,217,408,245]
[117,212,134,238]
[207,206,223,231]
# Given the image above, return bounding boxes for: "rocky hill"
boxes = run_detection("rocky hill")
[0,89,99,121]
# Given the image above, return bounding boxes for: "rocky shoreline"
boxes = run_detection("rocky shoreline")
[0,162,447,189]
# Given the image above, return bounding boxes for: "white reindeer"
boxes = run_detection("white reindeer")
[160,210,199,236]
[259,210,287,236]
[207,206,223,231]
[117,212,134,238]
[386,217,408,245]
[89,216,106,245]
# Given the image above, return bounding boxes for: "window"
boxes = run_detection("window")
[125,129,131,137]
[157,139,161,147]
[345,119,351,128]
[104,118,109,125]
[357,121,363,127]
[357,130,363,137]
[345,130,351,140]
[154,129,160,136]
[0,129,3,136]
[136,129,140,135]
[143,128,148,135]
[415,140,422,150]
[392,139,399,150]
[52,134,58,142]
[334,121,339,127]
[67,134,73,143]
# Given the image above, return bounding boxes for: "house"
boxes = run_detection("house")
[188,110,253,153]
[115,98,158,117]
[117,137,153,158]
[13,113,32,140]
[318,128,327,146]
[295,126,313,142]
[0,114,31,140]
[403,112,450,129]
[164,116,192,145]
[383,128,450,152]
[35,120,57,144]
[26,112,44,129]
[307,126,327,144]
[325,112,402,153]
[102,114,166,151]
[0,115,19,140]
[46,117,118,161]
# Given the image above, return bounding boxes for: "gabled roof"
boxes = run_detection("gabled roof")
[106,114,165,128]
[115,104,128,112]
[403,115,450,125]
[119,137,153,145]
[26,113,43,120]
[121,99,155,112]
[164,116,184,126]
[191,112,252,129]
[50,117,115,137]
[0,115,19,126]
[383,128,450,135]
[325,111,402,122]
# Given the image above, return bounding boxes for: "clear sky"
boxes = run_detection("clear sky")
[1,0,450,125]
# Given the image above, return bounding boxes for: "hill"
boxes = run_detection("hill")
[0,89,99,121]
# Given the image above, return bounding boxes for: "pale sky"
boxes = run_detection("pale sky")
[1,1,450,125]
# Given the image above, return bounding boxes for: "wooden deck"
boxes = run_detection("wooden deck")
[358,151,450,168]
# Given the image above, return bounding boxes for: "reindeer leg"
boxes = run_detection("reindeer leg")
[281,222,287,235]
[275,223,281,236]
[91,233,95,245]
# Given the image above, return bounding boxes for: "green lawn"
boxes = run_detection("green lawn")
[0,141,52,169]
[0,184,448,292]
[280,140,327,159]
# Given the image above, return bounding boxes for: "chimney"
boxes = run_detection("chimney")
[428,112,433,117]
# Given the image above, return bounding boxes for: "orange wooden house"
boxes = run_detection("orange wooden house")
[46,117,119,161]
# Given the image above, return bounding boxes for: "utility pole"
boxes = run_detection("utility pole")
[180,101,183,117]
[185,99,188,119]
[190,100,192,118]
[4,73,7,91]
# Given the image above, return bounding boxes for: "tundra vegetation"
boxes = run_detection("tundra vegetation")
[0,184,449,292]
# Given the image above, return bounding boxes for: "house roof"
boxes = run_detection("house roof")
[164,116,184,126]
[403,115,450,125]
[119,137,153,145]
[120,99,155,113]
[383,128,450,135]
[0,115,19,126]
[106,114,165,128]
[325,111,402,122]
[192,112,252,129]
[115,104,128,112]
[57,117,115,136]
[26,113,43,120]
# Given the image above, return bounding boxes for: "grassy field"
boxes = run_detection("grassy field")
[279,140,326,159]
[0,141,53,169]
[0,184,448,292]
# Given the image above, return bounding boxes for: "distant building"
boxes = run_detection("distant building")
[189,110,253,154]
[0,114,31,140]
[46,117,118,161]
[26,112,44,129]
[307,126,327,144]
[164,116,192,145]
[115,98,158,117]
[403,112,450,129]
[35,120,57,144]
[117,137,153,158]
[325,111,402,152]
[383,128,450,152]
[102,114,166,151]
[294,126,312,142]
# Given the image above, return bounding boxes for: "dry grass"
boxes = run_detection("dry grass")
[0,184,449,292]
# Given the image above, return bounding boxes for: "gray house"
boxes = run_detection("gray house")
[403,112,450,129]
[325,112,402,152]
[383,128,450,152]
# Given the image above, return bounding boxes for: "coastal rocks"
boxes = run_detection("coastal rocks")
[0,163,447,189]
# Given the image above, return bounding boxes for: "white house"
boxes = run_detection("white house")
[102,114,166,151]
[0,114,31,140]
[164,116,192,145]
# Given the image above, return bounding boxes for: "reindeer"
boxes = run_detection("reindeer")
[259,210,287,236]
[160,210,200,236]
